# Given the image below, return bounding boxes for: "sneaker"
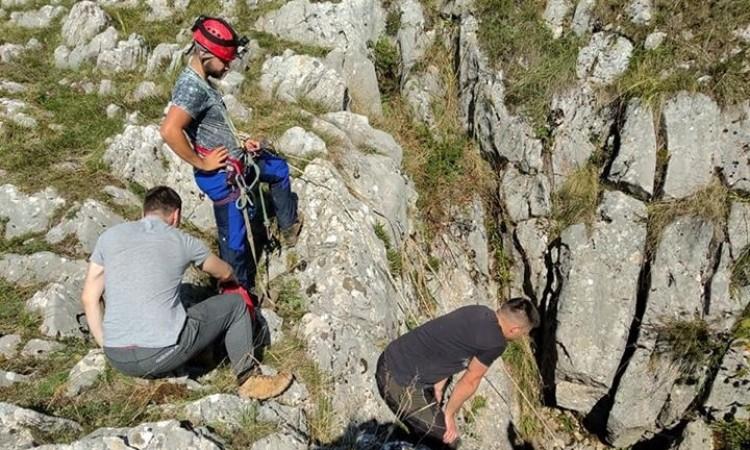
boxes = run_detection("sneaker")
[238,372,293,400]
[280,214,304,248]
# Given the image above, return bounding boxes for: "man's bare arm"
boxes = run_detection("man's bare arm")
[199,254,235,283]
[160,106,228,171]
[442,357,489,443]
[80,262,106,347]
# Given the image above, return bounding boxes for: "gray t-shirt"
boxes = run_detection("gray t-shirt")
[170,67,242,159]
[91,216,210,348]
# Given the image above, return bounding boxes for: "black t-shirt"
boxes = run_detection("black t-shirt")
[383,305,507,386]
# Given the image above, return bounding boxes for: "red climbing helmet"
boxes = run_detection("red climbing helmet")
[191,16,248,63]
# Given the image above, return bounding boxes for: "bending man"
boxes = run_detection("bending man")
[376,299,540,448]
[81,186,291,400]
[160,16,301,300]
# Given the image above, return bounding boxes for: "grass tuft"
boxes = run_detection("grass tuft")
[502,339,543,440]
[713,419,750,450]
[211,404,278,448]
[371,37,400,100]
[551,164,600,236]
[272,276,307,323]
[651,317,725,377]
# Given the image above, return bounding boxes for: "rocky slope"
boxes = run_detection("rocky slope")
[0,1,748,450]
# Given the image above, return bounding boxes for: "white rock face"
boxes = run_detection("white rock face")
[46,199,124,253]
[704,339,750,422]
[0,185,65,239]
[254,0,385,52]
[132,81,160,102]
[0,43,24,64]
[261,51,349,112]
[66,349,106,396]
[402,66,442,129]
[55,26,119,70]
[61,1,109,47]
[145,43,182,77]
[627,0,654,25]
[223,94,252,123]
[26,280,86,338]
[277,127,327,158]
[96,34,145,74]
[103,125,215,232]
[21,339,64,359]
[325,48,381,118]
[662,92,721,199]
[398,0,434,76]
[0,98,38,128]
[0,334,21,359]
[719,101,750,193]
[607,98,657,197]
[9,5,66,29]
[499,166,552,223]
[0,402,82,442]
[571,0,596,36]
[0,252,86,286]
[645,31,667,50]
[0,370,30,388]
[577,32,634,85]
[0,80,26,94]
[543,0,573,39]
[103,185,140,207]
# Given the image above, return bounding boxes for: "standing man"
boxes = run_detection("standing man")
[81,186,292,400]
[160,16,302,302]
[376,298,540,448]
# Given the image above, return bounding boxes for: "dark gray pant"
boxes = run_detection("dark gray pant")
[104,294,254,379]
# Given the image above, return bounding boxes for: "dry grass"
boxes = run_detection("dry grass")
[647,180,729,251]
[651,317,725,377]
[551,164,601,236]
[502,339,543,440]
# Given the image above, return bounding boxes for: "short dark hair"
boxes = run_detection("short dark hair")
[143,186,182,215]
[500,297,540,329]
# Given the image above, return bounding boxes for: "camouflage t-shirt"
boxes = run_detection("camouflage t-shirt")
[170,67,243,159]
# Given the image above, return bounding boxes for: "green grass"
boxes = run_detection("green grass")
[211,403,278,448]
[713,420,750,450]
[373,222,402,277]
[474,0,581,134]
[551,163,600,236]
[595,0,750,107]
[652,317,725,377]
[731,249,750,298]
[372,37,400,100]
[0,279,42,337]
[502,339,543,440]
[464,394,488,425]
[272,276,307,323]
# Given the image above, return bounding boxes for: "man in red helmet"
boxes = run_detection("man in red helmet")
[160,16,302,304]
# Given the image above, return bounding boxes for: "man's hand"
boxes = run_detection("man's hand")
[199,146,229,171]
[443,412,459,444]
[244,138,260,154]
[200,254,235,283]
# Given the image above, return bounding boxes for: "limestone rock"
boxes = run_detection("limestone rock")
[662,92,721,199]
[145,0,173,21]
[9,5,66,29]
[512,218,551,302]
[0,370,30,388]
[0,423,35,449]
[67,349,106,396]
[98,79,115,96]
[183,394,255,431]
[311,112,415,235]
[718,101,750,193]
[1,0,31,7]
[0,402,81,441]
[34,420,220,450]
[398,0,434,75]
[645,31,667,50]
[607,98,657,197]
[103,185,140,207]
[458,15,544,174]
[222,94,252,123]
[0,43,24,64]
[325,48,381,118]
[0,185,65,239]
[0,80,26,94]
[258,401,308,435]
[254,0,385,52]
[0,252,86,286]
[261,51,349,112]
[728,201,750,256]
[145,43,182,77]
[0,98,37,128]
[606,216,716,447]
[105,103,122,118]
[577,32,634,85]
[61,1,109,47]
[96,34,145,74]
[215,71,245,96]
[554,191,647,414]
[550,85,610,186]
[627,0,653,25]
[278,127,327,158]
[402,66,442,129]
[132,81,160,102]
[103,125,215,232]
[704,339,750,421]
[21,339,64,359]
[571,0,595,36]
[55,27,119,70]
[0,334,21,359]
[543,0,573,39]
[46,200,124,253]
[26,280,85,338]
[251,432,306,450]
[670,419,715,450]
[96,0,139,7]
[500,167,552,223]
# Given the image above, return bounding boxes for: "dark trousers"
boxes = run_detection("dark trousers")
[376,354,455,449]
[104,294,254,379]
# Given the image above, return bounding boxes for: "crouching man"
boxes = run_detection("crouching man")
[80,186,291,400]
[376,299,540,448]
